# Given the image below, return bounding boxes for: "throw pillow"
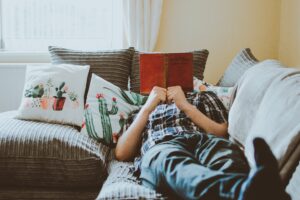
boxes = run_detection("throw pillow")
[81,74,147,147]
[48,46,134,98]
[130,49,209,93]
[217,48,259,87]
[193,77,234,111]
[16,64,89,127]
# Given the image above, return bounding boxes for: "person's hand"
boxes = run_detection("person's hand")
[142,86,167,114]
[167,86,191,112]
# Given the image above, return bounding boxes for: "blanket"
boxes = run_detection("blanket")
[228,60,300,168]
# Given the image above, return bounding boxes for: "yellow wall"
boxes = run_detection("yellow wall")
[279,0,300,69]
[154,0,281,83]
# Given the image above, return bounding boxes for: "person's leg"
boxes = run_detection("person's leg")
[140,134,291,200]
[194,133,249,174]
[139,134,247,200]
[238,138,291,200]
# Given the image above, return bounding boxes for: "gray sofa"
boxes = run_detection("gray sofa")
[0,111,164,200]
[0,48,299,199]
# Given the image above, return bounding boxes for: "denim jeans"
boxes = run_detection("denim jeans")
[139,132,250,200]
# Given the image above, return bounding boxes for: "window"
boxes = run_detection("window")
[0,0,123,52]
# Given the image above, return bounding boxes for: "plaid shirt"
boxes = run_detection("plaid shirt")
[126,91,228,173]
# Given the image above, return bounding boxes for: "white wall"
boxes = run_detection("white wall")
[279,0,300,68]
[0,64,26,112]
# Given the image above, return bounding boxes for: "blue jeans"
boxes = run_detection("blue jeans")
[139,132,250,200]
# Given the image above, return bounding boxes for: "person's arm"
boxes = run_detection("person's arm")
[115,86,167,161]
[167,86,228,137]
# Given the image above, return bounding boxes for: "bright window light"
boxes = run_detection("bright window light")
[0,0,123,51]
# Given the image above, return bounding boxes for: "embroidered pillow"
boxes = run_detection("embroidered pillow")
[16,64,89,127]
[193,77,234,110]
[81,74,147,147]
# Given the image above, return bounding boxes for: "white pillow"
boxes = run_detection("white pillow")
[16,64,89,126]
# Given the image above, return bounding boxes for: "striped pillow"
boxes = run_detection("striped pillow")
[217,48,259,87]
[48,46,134,98]
[130,49,209,93]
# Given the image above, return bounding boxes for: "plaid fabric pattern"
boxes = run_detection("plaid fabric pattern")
[126,91,228,172]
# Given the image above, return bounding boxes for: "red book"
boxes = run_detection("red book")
[139,53,193,95]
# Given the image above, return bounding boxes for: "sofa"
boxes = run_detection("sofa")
[0,48,299,200]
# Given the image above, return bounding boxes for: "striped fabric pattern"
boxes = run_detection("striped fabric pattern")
[97,151,165,200]
[130,49,209,93]
[0,189,99,200]
[0,111,110,189]
[217,48,259,87]
[286,161,300,200]
[48,46,134,97]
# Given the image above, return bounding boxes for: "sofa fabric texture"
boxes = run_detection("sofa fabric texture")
[0,111,109,189]
[217,48,258,87]
[130,49,209,93]
[48,46,134,98]
[0,189,99,200]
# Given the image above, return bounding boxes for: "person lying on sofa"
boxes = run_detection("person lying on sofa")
[115,86,290,200]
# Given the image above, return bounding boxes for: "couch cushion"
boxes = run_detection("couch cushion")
[0,111,110,189]
[0,188,99,200]
[228,60,300,169]
[218,48,258,87]
[130,49,209,93]
[97,152,165,199]
[16,64,89,127]
[49,46,134,98]
[81,74,147,147]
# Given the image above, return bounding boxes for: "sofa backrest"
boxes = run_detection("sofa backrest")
[228,60,300,185]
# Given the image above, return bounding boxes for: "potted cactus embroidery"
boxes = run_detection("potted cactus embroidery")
[40,79,54,110]
[24,84,45,108]
[53,82,67,111]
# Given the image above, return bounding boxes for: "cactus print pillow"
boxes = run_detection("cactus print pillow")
[16,64,89,126]
[81,74,147,147]
[193,77,234,111]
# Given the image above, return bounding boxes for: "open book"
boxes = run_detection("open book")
[139,53,193,95]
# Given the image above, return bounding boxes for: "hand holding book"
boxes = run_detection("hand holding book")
[167,86,190,111]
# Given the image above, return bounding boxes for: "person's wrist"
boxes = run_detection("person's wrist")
[141,105,153,115]
[179,101,192,113]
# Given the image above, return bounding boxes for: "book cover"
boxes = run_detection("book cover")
[139,53,193,95]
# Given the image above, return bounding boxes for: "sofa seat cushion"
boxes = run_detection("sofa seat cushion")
[97,158,165,199]
[0,188,99,200]
[0,111,110,189]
